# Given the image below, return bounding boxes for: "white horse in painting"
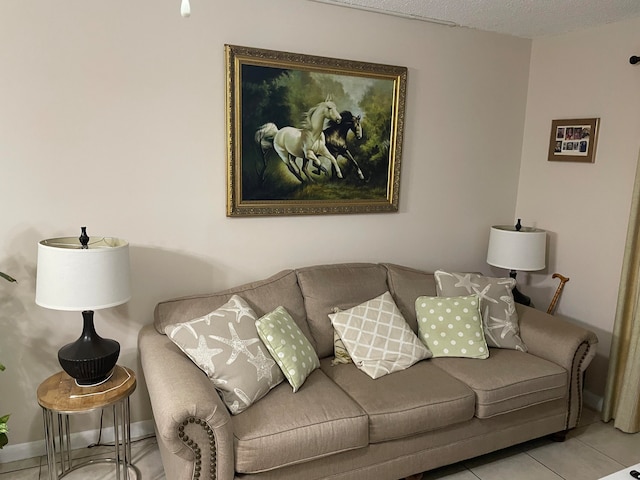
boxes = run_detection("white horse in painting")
[255,97,344,183]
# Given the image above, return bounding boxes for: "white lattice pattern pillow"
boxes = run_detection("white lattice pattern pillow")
[329,291,432,379]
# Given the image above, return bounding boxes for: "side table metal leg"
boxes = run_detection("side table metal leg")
[113,404,122,480]
[124,397,132,468]
[56,413,64,473]
[113,400,138,480]
[121,397,139,480]
[121,399,129,480]
[59,413,72,473]
[42,408,58,480]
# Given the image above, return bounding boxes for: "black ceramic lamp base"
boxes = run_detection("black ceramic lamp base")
[511,285,532,306]
[58,310,120,387]
[510,270,532,307]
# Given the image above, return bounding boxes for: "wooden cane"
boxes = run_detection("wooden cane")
[547,273,570,315]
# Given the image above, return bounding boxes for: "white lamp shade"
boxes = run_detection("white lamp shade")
[487,225,546,271]
[36,236,131,311]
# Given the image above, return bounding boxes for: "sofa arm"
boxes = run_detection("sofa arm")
[139,324,234,480]
[517,304,598,429]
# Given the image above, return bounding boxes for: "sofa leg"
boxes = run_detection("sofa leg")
[550,430,568,442]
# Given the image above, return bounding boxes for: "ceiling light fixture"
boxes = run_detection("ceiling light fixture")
[181,0,191,18]
[308,0,458,27]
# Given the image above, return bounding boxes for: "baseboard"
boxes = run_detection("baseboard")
[583,388,604,412]
[0,419,156,464]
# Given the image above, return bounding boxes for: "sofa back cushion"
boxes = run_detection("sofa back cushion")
[384,263,437,333]
[296,263,389,358]
[154,270,313,347]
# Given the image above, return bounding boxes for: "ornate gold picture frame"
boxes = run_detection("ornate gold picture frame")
[225,44,407,216]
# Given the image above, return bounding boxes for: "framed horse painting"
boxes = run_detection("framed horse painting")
[225,44,407,216]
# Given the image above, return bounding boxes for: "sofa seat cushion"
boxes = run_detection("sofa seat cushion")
[432,348,567,418]
[232,368,368,473]
[320,358,475,443]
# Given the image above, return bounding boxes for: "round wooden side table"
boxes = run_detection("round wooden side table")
[37,365,139,480]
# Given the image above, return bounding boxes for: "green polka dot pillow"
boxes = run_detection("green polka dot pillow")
[415,295,489,359]
[256,306,320,392]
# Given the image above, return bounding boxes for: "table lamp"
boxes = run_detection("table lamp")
[36,227,131,387]
[486,219,546,306]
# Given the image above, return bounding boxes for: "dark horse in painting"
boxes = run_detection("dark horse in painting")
[317,111,365,180]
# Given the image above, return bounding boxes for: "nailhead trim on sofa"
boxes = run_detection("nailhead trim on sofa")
[567,340,590,430]
[178,417,217,480]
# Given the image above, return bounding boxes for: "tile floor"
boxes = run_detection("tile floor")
[0,436,165,480]
[1,409,639,480]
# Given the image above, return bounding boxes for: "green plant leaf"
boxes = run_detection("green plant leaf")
[0,414,9,446]
[0,363,5,371]
[0,272,16,283]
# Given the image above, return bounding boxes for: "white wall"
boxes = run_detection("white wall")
[0,0,532,454]
[516,16,640,399]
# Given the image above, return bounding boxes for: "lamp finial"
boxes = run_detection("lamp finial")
[79,227,89,249]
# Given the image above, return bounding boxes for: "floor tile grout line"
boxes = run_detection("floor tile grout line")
[465,465,482,479]
[524,450,568,479]
[573,434,628,469]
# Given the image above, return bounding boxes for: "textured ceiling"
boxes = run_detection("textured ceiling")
[308,0,640,38]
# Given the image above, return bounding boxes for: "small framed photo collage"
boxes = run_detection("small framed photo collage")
[548,117,599,163]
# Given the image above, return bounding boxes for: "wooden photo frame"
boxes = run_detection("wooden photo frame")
[225,44,407,216]
[548,118,600,163]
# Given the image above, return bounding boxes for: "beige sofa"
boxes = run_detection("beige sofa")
[138,263,598,480]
